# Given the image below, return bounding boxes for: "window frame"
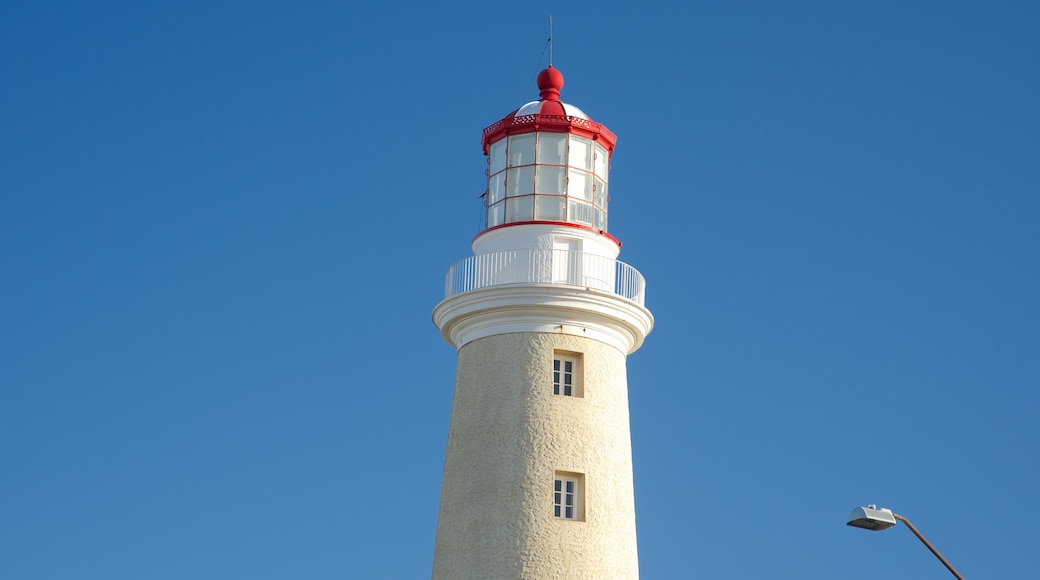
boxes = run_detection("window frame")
[553,472,585,521]
[552,351,582,397]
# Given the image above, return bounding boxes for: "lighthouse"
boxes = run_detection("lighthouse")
[432,65,653,579]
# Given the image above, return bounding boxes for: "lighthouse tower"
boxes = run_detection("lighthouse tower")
[432,66,653,579]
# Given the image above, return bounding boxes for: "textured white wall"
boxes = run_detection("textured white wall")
[432,332,639,579]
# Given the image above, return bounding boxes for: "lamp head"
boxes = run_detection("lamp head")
[847,505,897,531]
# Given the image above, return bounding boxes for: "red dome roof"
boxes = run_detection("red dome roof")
[481,66,617,155]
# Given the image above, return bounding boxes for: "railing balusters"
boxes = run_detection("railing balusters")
[444,249,645,305]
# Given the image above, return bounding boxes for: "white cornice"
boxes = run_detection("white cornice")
[432,284,654,354]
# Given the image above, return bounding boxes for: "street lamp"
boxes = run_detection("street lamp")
[847,505,965,579]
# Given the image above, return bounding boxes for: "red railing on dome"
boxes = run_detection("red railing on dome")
[481,115,617,150]
[443,249,646,306]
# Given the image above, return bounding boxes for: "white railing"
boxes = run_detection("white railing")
[444,249,646,306]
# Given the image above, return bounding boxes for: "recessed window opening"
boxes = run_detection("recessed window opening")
[552,351,582,397]
[553,472,584,521]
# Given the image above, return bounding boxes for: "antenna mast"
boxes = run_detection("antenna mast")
[548,15,553,65]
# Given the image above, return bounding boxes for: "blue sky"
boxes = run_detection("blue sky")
[3,1,1038,578]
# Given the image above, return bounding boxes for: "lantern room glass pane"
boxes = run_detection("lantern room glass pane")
[594,178,607,208]
[594,143,608,178]
[508,134,536,167]
[568,137,592,171]
[594,208,606,229]
[506,166,535,197]
[535,195,566,221]
[536,166,565,195]
[506,196,534,222]
[488,202,505,227]
[490,140,507,175]
[568,169,593,201]
[537,133,567,165]
[488,173,505,204]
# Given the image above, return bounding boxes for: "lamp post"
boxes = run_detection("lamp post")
[846,505,965,580]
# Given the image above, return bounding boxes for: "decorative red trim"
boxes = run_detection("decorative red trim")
[473,221,622,248]
[481,113,617,156]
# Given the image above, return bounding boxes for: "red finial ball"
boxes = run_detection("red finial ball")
[537,66,564,101]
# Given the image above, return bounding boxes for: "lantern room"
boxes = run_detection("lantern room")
[480,66,617,237]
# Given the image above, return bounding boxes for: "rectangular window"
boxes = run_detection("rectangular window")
[534,195,566,221]
[593,143,608,178]
[553,472,584,521]
[506,195,534,222]
[567,168,593,201]
[568,136,592,170]
[488,201,505,227]
[537,133,568,165]
[508,133,536,167]
[489,139,507,174]
[552,351,582,397]
[488,172,505,204]
[553,358,573,396]
[535,165,566,195]
[506,166,535,197]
